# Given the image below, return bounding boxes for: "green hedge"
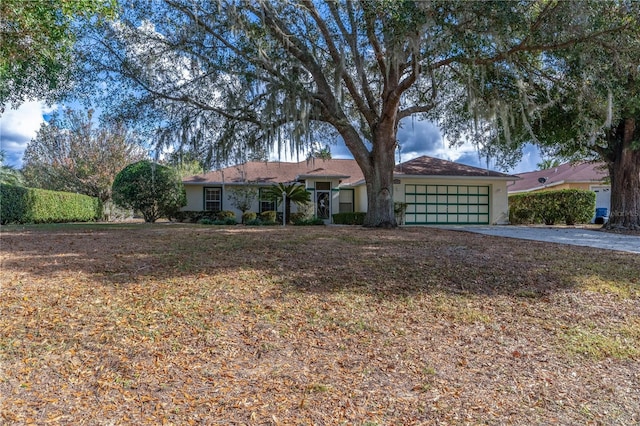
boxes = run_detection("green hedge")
[1,185,101,224]
[509,189,596,225]
[173,210,238,223]
[332,212,366,225]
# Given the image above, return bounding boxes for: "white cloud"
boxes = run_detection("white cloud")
[0,101,56,167]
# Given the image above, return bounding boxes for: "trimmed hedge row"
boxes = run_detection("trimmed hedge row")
[332,212,366,225]
[1,185,101,224]
[173,210,236,223]
[509,189,596,225]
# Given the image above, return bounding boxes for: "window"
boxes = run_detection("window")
[204,187,221,212]
[259,188,276,213]
[339,189,354,213]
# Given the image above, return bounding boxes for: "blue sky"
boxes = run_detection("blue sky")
[0,100,541,174]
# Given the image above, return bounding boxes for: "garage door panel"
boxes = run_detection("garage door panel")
[405,184,490,225]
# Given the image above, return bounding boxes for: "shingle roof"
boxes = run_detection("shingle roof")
[507,162,608,193]
[394,155,515,178]
[183,155,517,185]
[183,159,364,185]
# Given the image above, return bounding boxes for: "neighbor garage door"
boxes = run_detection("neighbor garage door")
[404,184,490,225]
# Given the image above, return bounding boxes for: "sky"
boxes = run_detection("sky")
[0,100,542,174]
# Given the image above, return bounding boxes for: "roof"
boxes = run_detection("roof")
[394,156,515,178]
[507,162,608,193]
[183,155,517,186]
[183,159,364,185]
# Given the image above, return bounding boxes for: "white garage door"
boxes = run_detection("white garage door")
[404,184,490,225]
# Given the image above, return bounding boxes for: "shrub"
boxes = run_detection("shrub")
[215,210,236,221]
[293,217,325,226]
[289,212,307,223]
[242,211,257,224]
[1,184,100,224]
[173,211,216,223]
[509,190,595,225]
[260,210,277,223]
[112,160,186,223]
[198,217,237,226]
[332,212,366,225]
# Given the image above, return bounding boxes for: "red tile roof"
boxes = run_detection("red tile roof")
[183,156,516,185]
[507,162,608,193]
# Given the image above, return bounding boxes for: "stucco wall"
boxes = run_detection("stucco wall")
[184,178,512,224]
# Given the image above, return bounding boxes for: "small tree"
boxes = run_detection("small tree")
[22,108,146,219]
[112,160,186,223]
[0,151,23,186]
[264,183,311,224]
[227,186,258,224]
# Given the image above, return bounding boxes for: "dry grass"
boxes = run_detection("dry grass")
[1,223,639,425]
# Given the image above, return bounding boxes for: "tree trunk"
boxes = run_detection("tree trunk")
[361,134,398,228]
[285,200,291,225]
[606,118,640,230]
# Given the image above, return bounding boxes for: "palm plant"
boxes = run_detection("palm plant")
[264,183,311,224]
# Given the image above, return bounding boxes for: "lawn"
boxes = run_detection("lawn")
[1,224,639,425]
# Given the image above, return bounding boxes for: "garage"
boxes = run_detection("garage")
[404,184,490,225]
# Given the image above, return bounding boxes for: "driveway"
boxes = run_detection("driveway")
[437,226,640,254]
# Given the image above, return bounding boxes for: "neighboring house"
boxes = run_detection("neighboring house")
[507,161,610,220]
[182,156,518,225]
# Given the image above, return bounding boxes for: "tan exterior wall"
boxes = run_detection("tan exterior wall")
[184,185,205,211]
[184,178,512,224]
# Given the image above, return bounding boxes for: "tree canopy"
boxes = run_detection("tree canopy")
[480,6,640,229]
[112,160,186,223]
[0,0,116,108]
[22,108,147,204]
[77,0,638,226]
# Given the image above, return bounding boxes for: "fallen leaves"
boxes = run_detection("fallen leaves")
[1,224,639,424]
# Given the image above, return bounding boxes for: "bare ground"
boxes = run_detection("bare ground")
[1,224,639,425]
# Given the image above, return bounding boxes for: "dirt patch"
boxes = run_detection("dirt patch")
[1,224,639,424]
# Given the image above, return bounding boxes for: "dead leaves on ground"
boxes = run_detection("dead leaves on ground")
[1,225,639,424]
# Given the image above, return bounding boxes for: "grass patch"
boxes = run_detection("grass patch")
[560,322,640,360]
[579,274,640,299]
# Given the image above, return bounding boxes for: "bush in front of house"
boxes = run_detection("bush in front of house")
[112,160,186,223]
[1,184,100,224]
[242,211,257,224]
[173,211,214,223]
[216,210,236,221]
[198,217,237,225]
[260,210,277,223]
[332,212,366,225]
[293,217,325,226]
[509,189,595,225]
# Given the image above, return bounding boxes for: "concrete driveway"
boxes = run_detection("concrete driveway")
[437,226,640,254]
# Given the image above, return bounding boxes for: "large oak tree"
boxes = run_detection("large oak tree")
[79,0,633,227]
[473,6,640,230]
[0,0,116,108]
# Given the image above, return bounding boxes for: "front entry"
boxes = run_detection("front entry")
[315,182,331,220]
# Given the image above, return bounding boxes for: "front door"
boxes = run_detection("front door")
[315,182,331,220]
